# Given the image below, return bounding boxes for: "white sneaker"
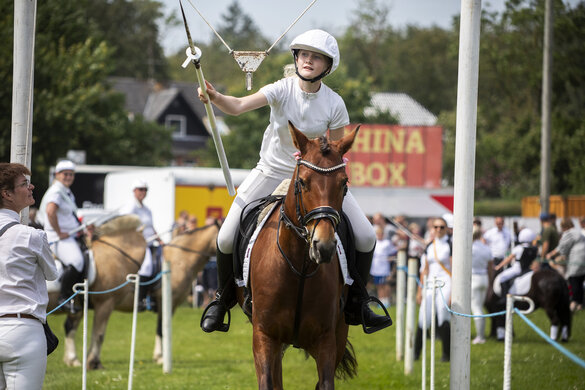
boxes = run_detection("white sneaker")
[472,337,485,345]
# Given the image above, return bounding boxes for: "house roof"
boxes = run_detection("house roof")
[108,77,222,120]
[365,92,437,126]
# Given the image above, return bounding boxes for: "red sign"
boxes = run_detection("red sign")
[344,124,443,188]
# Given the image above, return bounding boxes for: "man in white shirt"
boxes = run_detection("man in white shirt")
[483,216,512,266]
[39,160,86,312]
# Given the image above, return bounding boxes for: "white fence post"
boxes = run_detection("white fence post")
[395,251,406,361]
[73,280,89,390]
[503,295,535,390]
[404,258,418,374]
[127,274,140,390]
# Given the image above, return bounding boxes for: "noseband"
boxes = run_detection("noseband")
[280,158,347,243]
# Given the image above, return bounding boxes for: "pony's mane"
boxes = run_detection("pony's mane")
[318,136,331,155]
[95,214,142,237]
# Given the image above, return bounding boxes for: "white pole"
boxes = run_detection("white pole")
[403,258,417,374]
[421,275,427,390]
[73,280,89,390]
[451,1,482,389]
[395,251,406,361]
[503,295,514,390]
[127,274,140,390]
[162,260,173,373]
[430,277,439,390]
[12,0,36,225]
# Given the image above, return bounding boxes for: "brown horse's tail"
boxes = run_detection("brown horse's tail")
[335,339,358,380]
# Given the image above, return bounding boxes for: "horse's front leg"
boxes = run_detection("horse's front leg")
[63,313,83,367]
[87,298,116,370]
[253,327,283,390]
[312,332,338,390]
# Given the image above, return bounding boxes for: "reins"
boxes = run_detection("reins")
[276,156,347,347]
[94,238,142,270]
[163,223,218,257]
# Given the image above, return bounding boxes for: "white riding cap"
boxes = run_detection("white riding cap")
[55,160,76,173]
[518,228,536,244]
[290,29,340,74]
[132,179,149,189]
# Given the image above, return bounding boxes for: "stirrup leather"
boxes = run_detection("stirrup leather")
[361,296,392,334]
[200,300,231,332]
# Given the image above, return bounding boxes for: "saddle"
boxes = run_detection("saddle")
[232,192,356,318]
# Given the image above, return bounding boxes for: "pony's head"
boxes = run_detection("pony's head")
[288,121,359,264]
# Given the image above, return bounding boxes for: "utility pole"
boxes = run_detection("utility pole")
[11,0,37,224]
[540,0,553,215]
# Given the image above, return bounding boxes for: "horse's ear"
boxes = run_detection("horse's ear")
[337,125,360,156]
[289,121,309,154]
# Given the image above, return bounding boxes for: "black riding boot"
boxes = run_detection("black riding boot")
[438,321,451,362]
[414,326,423,360]
[345,249,393,333]
[138,275,158,312]
[200,248,236,333]
[58,265,83,313]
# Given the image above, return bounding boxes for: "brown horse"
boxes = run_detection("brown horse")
[245,123,359,390]
[152,222,218,363]
[485,262,572,341]
[48,215,147,369]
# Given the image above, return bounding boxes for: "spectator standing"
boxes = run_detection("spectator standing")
[171,210,189,237]
[539,213,559,270]
[483,216,512,267]
[120,179,163,311]
[470,229,493,344]
[372,212,393,240]
[0,163,59,389]
[369,225,397,308]
[38,160,87,312]
[546,218,585,312]
[415,217,452,362]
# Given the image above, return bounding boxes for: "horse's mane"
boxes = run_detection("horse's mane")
[94,214,142,237]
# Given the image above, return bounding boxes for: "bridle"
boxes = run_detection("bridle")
[277,156,347,276]
[280,157,347,242]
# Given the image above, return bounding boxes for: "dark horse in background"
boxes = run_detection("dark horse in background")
[485,262,572,342]
[242,123,359,390]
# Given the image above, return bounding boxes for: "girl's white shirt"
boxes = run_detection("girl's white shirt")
[257,76,349,178]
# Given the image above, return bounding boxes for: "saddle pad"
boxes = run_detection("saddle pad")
[236,203,353,287]
[46,250,97,293]
[493,270,533,297]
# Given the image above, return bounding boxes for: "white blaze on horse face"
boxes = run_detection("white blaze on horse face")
[309,220,337,264]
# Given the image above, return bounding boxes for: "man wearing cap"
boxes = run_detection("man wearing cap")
[39,160,85,312]
[483,216,512,267]
[120,180,162,311]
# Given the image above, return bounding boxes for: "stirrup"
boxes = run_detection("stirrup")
[361,296,392,334]
[200,300,231,333]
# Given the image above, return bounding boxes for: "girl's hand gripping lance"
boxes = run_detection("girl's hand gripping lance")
[179,0,236,196]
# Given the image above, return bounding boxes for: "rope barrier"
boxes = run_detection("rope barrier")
[46,270,167,315]
[514,309,585,369]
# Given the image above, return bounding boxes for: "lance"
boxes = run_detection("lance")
[179,0,236,196]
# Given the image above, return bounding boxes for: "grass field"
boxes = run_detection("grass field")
[44,304,585,389]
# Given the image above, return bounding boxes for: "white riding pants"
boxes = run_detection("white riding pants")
[217,168,375,254]
[499,262,521,284]
[138,245,154,277]
[471,273,488,338]
[51,236,84,272]
[418,275,451,328]
[0,318,47,390]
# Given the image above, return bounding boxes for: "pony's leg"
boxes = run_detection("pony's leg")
[153,311,163,364]
[252,329,283,390]
[312,332,338,390]
[87,298,116,370]
[63,313,83,367]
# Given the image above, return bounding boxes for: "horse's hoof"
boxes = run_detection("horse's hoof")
[154,356,164,365]
[88,360,104,370]
[64,358,82,367]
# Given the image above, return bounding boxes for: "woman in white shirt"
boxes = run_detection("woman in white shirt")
[199,29,390,334]
[470,228,493,344]
[415,217,452,362]
[0,163,58,389]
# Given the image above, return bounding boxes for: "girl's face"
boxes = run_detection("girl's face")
[56,170,75,188]
[296,49,330,80]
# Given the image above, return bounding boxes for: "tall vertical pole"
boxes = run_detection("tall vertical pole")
[451,1,482,389]
[540,0,553,215]
[11,0,37,224]
[395,251,406,361]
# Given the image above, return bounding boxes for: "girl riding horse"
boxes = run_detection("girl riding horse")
[198,29,392,334]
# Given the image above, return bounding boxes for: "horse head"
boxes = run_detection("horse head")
[287,121,359,264]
